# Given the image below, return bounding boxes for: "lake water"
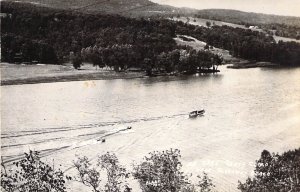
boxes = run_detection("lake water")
[1,66,300,191]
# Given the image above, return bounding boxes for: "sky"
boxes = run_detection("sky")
[150,0,300,17]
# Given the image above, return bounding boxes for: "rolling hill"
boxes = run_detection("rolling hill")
[2,0,300,39]
[195,9,300,27]
[3,0,300,26]
[3,0,197,17]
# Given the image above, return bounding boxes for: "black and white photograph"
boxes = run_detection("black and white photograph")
[1,0,300,191]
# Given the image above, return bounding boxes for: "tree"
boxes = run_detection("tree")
[73,152,129,192]
[205,21,211,28]
[73,156,101,192]
[170,49,180,72]
[197,173,215,192]
[1,151,66,192]
[133,149,189,192]
[133,149,215,192]
[142,58,153,76]
[238,148,300,192]
[70,52,82,69]
[178,49,189,73]
[99,152,129,192]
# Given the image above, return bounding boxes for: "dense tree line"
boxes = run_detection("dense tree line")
[1,2,177,64]
[80,45,222,74]
[176,21,300,66]
[1,2,221,75]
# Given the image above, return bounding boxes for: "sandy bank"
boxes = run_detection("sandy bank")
[1,63,144,86]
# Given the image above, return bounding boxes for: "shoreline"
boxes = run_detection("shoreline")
[0,63,145,86]
[1,72,145,86]
[0,61,281,86]
[227,61,279,69]
[1,62,221,86]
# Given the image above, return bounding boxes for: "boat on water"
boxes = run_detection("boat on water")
[189,110,205,118]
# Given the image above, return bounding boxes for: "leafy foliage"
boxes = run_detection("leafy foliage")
[1,151,66,192]
[1,150,214,192]
[3,147,298,192]
[73,152,129,192]
[70,52,83,69]
[133,149,188,191]
[196,173,215,192]
[133,149,215,192]
[238,148,300,192]
[99,152,130,192]
[81,45,221,74]
[73,156,101,192]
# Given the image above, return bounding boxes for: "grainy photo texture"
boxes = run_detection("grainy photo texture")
[1,0,300,191]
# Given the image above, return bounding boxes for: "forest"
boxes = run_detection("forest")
[1,1,300,75]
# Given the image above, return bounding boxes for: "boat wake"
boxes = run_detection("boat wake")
[1,112,187,164]
[1,113,187,139]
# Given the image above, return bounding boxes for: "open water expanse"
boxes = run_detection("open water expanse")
[1,66,300,191]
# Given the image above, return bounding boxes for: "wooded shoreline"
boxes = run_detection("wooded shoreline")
[1,61,281,86]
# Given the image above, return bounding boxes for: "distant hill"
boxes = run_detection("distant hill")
[2,0,197,17]
[195,9,300,27]
[3,1,300,26]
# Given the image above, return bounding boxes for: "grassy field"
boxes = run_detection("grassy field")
[174,35,244,63]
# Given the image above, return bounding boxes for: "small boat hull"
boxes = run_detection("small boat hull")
[189,110,205,118]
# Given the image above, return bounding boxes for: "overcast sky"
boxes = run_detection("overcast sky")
[151,0,300,17]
